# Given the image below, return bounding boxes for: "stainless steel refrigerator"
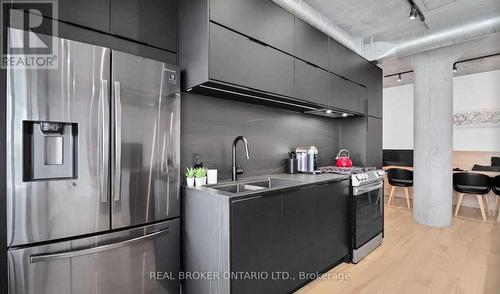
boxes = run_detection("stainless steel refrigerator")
[6,28,180,294]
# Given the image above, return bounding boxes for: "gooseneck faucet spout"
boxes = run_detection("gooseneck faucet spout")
[232,136,250,181]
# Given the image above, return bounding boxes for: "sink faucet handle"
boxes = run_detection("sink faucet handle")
[236,162,244,175]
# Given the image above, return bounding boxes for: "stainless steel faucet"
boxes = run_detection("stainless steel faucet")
[232,136,250,181]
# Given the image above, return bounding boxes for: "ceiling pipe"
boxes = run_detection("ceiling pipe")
[273,0,500,62]
[364,15,500,61]
[271,0,362,54]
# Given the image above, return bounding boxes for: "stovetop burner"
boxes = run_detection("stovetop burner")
[318,166,377,175]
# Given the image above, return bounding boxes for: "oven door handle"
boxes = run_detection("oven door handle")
[353,182,383,196]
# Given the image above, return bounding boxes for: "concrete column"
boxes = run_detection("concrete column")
[411,51,455,227]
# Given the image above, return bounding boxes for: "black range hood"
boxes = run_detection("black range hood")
[187,80,361,119]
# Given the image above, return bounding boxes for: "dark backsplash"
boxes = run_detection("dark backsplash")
[181,92,341,180]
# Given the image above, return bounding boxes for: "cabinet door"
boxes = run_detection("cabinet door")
[282,186,319,292]
[367,63,383,118]
[295,18,329,69]
[366,116,383,168]
[315,182,349,270]
[358,85,367,114]
[210,23,294,97]
[59,0,110,32]
[330,74,359,112]
[210,0,294,54]
[110,0,178,52]
[231,194,283,294]
[294,59,330,105]
[329,38,366,84]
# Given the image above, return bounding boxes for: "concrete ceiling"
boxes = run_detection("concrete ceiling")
[303,0,500,43]
[302,0,500,87]
[383,32,500,87]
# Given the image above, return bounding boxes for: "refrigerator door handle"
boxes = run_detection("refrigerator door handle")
[113,81,122,202]
[29,227,170,264]
[100,79,110,203]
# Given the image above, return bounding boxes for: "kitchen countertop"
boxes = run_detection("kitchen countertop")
[183,172,350,200]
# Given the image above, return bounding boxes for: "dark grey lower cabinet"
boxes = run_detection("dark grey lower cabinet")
[315,182,350,269]
[231,193,283,294]
[230,181,349,293]
[282,186,319,292]
[184,180,349,294]
[282,182,349,292]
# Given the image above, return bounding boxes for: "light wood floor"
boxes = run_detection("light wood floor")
[297,204,500,294]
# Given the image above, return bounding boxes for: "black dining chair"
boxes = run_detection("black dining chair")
[387,168,413,209]
[492,175,500,223]
[453,173,491,221]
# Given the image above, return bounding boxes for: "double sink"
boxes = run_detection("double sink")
[205,177,300,195]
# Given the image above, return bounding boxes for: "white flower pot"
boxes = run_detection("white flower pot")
[186,177,195,187]
[195,177,207,186]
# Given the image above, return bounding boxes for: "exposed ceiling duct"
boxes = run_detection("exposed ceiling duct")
[272,0,500,63]
[271,0,362,54]
[364,15,500,61]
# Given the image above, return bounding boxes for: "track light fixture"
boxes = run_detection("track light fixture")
[409,5,418,20]
[397,74,402,82]
[453,63,457,72]
[407,1,425,22]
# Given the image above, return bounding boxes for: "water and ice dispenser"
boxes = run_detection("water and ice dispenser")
[23,121,78,181]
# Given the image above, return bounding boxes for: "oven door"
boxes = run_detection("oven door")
[352,181,384,249]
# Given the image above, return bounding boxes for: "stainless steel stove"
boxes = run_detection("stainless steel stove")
[319,165,385,263]
[318,166,377,175]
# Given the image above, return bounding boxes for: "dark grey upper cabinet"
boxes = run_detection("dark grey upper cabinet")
[329,74,359,112]
[366,116,383,168]
[181,1,296,100]
[59,0,110,32]
[328,38,367,85]
[110,0,178,52]
[358,86,367,114]
[294,18,329,69]
[294,59,330,105]
[210,0,294,54]
[231,193,283,294]
[181,0,381,114]
[210,24,294,97]
[366,63,383,118]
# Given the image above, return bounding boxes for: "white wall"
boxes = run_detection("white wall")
[383,69,500,151]
[383,83,414,149]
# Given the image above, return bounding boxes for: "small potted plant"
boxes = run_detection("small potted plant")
[185,167,196,187]
[194,167,207,186]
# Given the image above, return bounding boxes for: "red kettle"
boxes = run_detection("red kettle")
[335,149,353,167]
